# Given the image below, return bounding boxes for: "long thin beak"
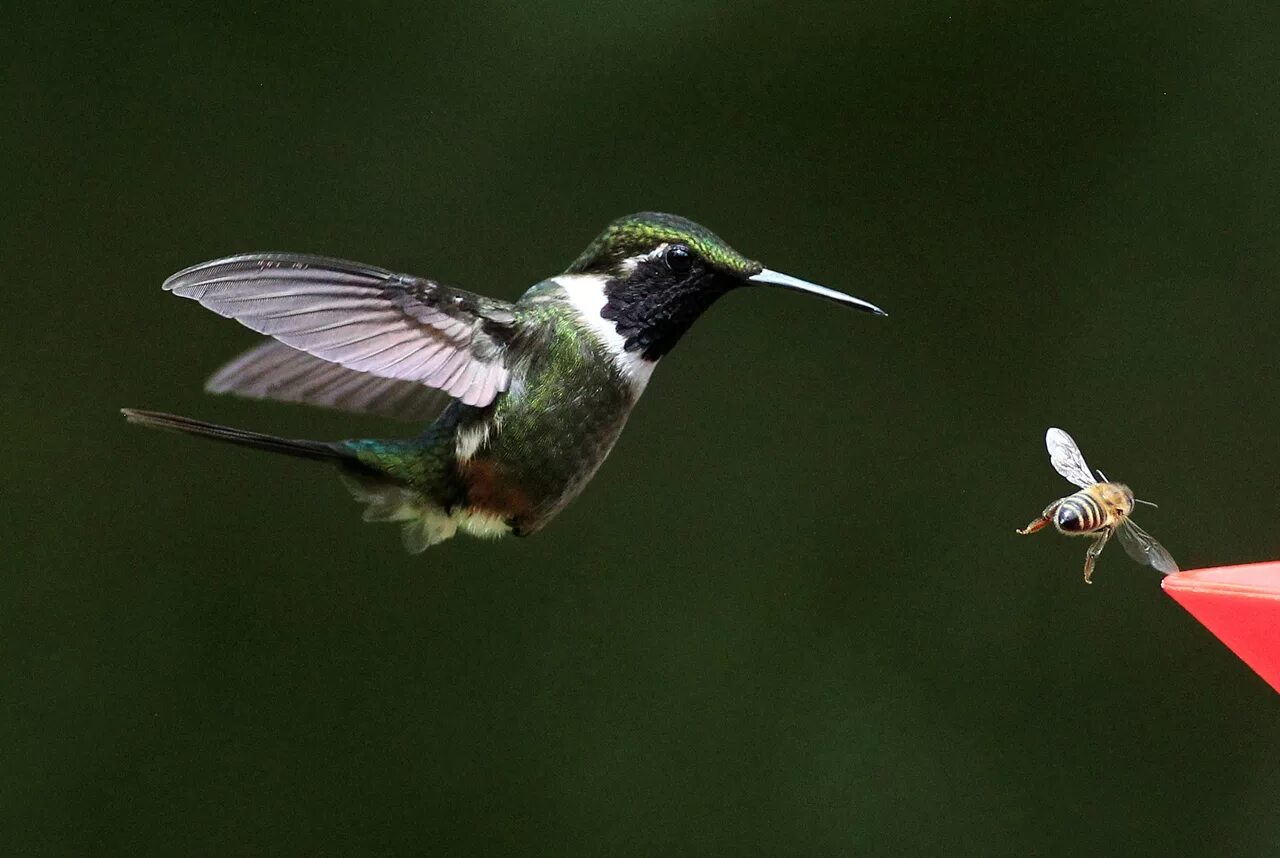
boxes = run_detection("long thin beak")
[748,268,887,316]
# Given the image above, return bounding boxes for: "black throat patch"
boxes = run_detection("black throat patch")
[599,263,737,361]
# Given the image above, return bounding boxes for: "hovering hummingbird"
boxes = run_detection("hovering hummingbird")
[123,212,885,552]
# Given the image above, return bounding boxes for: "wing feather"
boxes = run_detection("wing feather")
[206,339,453,422]
[166,253,517,407]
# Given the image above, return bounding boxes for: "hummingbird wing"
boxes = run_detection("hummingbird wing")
[205,339,453,422]
[164,253,518,407]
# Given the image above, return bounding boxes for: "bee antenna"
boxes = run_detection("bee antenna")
[1135,497,1159,508]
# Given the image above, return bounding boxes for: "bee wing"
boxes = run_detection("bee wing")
[1045,428,1098,488]
[1116,519,1179,574]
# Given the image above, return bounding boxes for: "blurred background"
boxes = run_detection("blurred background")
[4,1,1279,854]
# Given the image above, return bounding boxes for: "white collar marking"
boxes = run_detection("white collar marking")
[553,273,656,395]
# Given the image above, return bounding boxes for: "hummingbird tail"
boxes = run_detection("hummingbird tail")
[120,408,356,465]
[121,408,509,553]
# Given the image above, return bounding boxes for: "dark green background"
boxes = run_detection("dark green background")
[5,1,1279,854]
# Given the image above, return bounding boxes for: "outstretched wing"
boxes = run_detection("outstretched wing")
[206,339,453,422]
[165,253,518,407]
[1116,519,1179,574]
[1045,427,1097,488]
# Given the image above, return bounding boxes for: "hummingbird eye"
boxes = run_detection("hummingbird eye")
[664,244,693,274]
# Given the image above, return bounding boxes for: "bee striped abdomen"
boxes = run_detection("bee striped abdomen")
[1055,490,1106,533]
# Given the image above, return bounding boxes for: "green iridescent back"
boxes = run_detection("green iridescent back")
[565,212,762,277]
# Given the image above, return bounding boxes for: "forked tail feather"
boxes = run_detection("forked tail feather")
[121,408,355,465]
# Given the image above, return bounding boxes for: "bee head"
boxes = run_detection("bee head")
[1095,482,1135,516]
[1113,484,1135,515]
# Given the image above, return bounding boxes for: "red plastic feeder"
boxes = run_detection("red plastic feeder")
[1163,562,1280,693]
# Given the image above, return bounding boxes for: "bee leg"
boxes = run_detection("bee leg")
[1082,528,1113,584]
[1017,501,1059,535]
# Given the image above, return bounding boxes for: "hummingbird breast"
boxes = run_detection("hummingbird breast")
[452,294,645,534]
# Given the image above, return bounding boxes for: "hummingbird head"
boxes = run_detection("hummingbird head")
[564,212,885,361]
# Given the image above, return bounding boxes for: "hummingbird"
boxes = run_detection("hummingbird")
[123,212,885,552]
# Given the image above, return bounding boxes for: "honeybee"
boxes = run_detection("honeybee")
[1017,428,1178,583]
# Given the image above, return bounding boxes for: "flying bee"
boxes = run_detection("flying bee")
[1017,427,1178,583]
